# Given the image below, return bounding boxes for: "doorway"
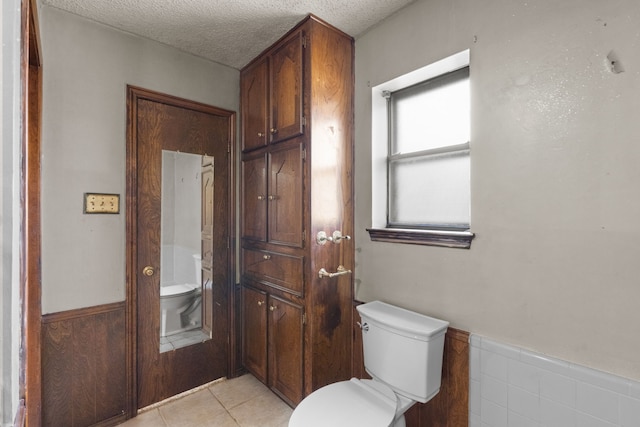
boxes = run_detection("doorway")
[126,86,235,411]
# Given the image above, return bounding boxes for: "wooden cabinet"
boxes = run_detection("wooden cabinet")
[268,295,304,404]
[240,15,354,406]
[240,30,304,151]
[242,286,304,404]
[241,143,303,247]
[240,58,268,152]
[242,286,268,383]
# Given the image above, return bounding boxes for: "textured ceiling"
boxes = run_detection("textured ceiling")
[41,0,416,69]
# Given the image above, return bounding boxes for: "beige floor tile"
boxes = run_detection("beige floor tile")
[118,408,168,427]
[117,374,293,427]
[159,389,239,427]
[210,374,273,410]
[229,391,293,427]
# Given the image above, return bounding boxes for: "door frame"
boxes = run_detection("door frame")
[125,86,236,416]
[21,0,43,424]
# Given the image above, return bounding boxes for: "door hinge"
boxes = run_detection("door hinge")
[302,313,307,325]
[302,229,306,241]
[302,116,306,127]
[301,148,306,161]
[227,142,231,153]
[302,35,307,49]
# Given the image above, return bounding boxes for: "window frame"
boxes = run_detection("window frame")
[367,50,474,249]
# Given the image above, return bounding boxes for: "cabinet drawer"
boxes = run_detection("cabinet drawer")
[242,249,303,296]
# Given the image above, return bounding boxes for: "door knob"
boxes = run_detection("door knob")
[142,266,154,276]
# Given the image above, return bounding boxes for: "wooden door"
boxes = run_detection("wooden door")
[268,144,304,247]
[241,286,268,384]
[270,30,304,144]
[241,57,269,152]
[127,87,234,410]
[268,295,304,405]
[241,153,267,242]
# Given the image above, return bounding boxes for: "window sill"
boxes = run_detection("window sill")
[366,228,474,249]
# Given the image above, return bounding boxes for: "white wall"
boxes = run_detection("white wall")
[354,0,640,382]
[39,6,239,313]
[1,0,22,424]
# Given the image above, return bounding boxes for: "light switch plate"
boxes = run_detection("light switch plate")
[84,193,120,214]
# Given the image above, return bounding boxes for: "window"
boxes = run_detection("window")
[368,51,474,248]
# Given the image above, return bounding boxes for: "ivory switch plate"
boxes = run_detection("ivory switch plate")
[84,193,120,214]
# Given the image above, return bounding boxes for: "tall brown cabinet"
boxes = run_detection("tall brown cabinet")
[240,15,354,406]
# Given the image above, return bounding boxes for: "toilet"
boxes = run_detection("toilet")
[160,254,203,337]
[288,300,449,427]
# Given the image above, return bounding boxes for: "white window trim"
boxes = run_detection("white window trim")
[369,50,474,248]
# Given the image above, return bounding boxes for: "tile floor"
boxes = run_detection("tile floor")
[160,328,211,353]
[118,374,292,427]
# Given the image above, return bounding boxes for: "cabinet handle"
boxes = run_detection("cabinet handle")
[269,305,276,312]
[257,195,265,200]
[257,300,264,306]
[262,254,271,260]
[270,128,278,135]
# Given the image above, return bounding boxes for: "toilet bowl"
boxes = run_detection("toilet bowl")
[160,252,203,337]
[289,301,449,427]
[160,284,201,337]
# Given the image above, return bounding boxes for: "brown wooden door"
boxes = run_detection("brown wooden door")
[128,87,233,409]
[268,144,304,247]
[270,30,304,144]
[241,57,269,152]
[268,295,304,405]
[241,153,268,242]
[241,286,268,384]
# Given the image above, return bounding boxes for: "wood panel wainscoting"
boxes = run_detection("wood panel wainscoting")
[352,302,469,427]
[41,302,127,427]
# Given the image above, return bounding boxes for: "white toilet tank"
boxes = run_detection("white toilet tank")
[356,301,449,403]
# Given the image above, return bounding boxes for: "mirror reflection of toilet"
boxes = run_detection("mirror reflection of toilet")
[160,254,202,337]
[289,300,449,427]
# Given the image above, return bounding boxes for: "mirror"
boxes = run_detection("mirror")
[159,150,212,352]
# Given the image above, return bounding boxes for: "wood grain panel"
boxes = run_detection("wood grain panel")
[352,303,469,427]
[242,248,304,295]
[41,303,126,427]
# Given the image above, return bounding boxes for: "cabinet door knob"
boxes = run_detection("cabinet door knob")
[269,305,276,312]
[142,266,154,276]
[263,254,271,260]
[257,195,265,200]
[268,195,277,201]
[270,128,278,135]
[257,300,264,306]
[257,132,264,137]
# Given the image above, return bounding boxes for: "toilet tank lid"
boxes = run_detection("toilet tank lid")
[357,301,449,340]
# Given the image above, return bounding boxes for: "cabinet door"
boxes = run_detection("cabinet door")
[268,144,303,247]
[241,154,267,241]
[242,286,268,384]
[270,30,304,144]
[241,57,269,152]
[201,156,214,334]
[268,295,304,405]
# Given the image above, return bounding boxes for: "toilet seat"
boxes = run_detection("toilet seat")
[160,283,198,298]
[288,378,397,427]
